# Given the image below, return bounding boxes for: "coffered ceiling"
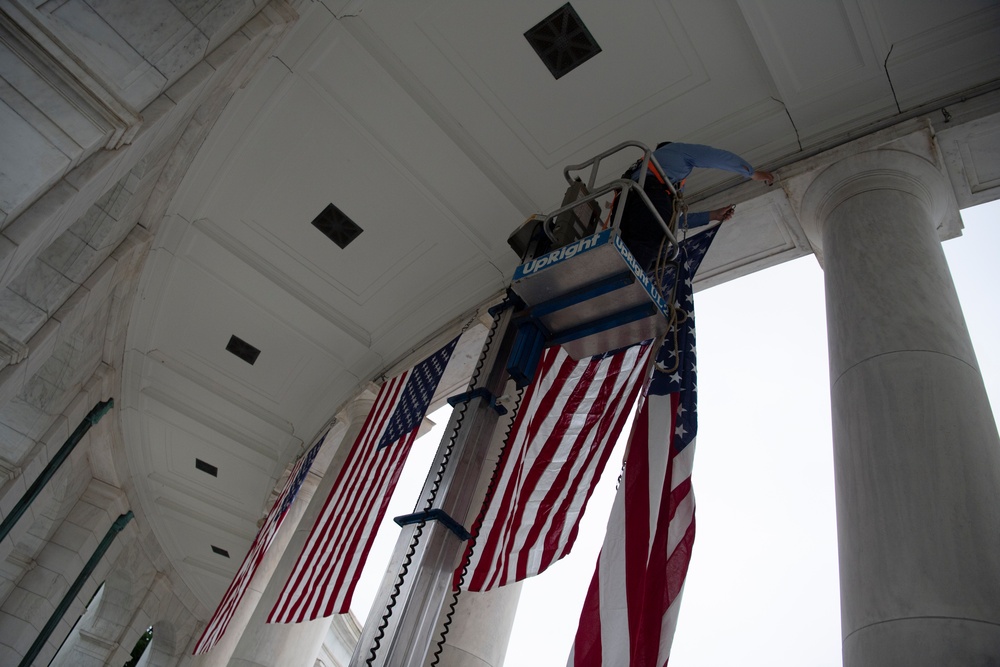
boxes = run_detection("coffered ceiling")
[119,0,1000,609]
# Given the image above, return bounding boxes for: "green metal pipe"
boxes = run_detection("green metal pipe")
[19,510,134,667]
[0,399,114,544]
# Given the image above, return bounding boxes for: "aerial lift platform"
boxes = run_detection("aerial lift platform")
[351,141,684,667]
[505,141,682,384]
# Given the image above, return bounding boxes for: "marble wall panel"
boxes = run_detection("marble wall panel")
[41,0,166,109]
[0,355,29,408]
[50,287,88,340]
[0,29,109,150]
[156,26,211,84]
[196,0,257,52]
[0,237,14,288]
[7,259,75,316]
[23,320,59,384]
[0,386,52,441]
[13,379,61,427]
[39,230,99,284]
[0,102,72,225]
[82,259,116,315]
[0,420,35,463]
[0,287,47,342]
[87,0,202,72]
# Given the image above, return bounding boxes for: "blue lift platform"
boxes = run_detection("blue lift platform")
[505,142,683,385]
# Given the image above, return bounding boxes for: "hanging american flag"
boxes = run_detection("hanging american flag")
[267,336,459,623]
[192,434,326,654]
[568,226,719,667]
[461,340,652,592]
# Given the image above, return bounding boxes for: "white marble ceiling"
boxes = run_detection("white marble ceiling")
[119,0,1000,608]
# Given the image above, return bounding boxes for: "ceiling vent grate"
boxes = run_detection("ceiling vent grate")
[524,3,601,80]
[211,545,230,558]
[195,458,218,477]
[311,203,363,249]
[226,335,260,366]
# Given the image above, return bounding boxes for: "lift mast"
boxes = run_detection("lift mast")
[352,142,678,667]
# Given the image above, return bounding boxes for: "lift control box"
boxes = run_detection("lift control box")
[509,227,669,361]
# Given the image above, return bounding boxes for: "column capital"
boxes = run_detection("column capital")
[342,391,377,426]
[800,148,955,260]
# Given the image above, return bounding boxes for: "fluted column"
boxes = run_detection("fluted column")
[800,148,1000,665]
[227,393,376,667]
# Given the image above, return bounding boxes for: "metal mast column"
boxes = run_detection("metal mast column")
[352,305,518,667]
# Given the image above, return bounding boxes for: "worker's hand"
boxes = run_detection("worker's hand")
[709,205,736,223]
[752,170,774,186]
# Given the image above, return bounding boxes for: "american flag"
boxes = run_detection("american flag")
[568,227,719,666]
[462,341,653,592]
[192,434,326,654]
[267,336,459,623]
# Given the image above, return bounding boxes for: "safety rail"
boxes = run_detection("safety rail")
[538,141,681,259]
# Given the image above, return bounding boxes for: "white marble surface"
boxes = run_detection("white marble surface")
[0,102,72,225]
[40,230,99,284]
[8,258,75,316]
[0,287,47,342]
[808,148,1000,665]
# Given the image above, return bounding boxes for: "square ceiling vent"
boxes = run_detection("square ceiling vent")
[311,203,363,249]
[226,335,260,365]
[524,3,602,80]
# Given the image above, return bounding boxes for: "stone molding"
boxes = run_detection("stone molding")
[0,4,143,150]
[801,149,955,251]
[0,458,21,483]
[788,124,961,264]
[0,327,27,369]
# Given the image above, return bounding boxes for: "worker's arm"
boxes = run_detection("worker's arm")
[681,143,753,175]
[680,210,712,228]
[682,205,735,229]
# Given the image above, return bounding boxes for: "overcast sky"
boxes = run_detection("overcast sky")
[352,200,999,667]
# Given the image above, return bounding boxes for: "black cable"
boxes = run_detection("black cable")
[884,44,902,114]
[771,96,803,152]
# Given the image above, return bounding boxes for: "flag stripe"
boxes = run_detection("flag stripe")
[192,436,323,654]
[269,373,410,622]
[307,375,408,616]
[321,430,417,616]
[569,227,719,667]
[507,355,603,583]
[531,350,638,575]
[466,349,571,590]
[474,351,597,590]
[464,342,651,592]
[268,335,459,624]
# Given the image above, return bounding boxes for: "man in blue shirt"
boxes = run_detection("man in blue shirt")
[619,142,774,269]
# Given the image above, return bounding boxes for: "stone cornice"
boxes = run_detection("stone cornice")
[0,3,143,149]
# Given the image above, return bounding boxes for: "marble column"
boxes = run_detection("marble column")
[227,393,375,667]
[184,463,324,667]
[434,583,522,667]
[800,148,1000,665]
